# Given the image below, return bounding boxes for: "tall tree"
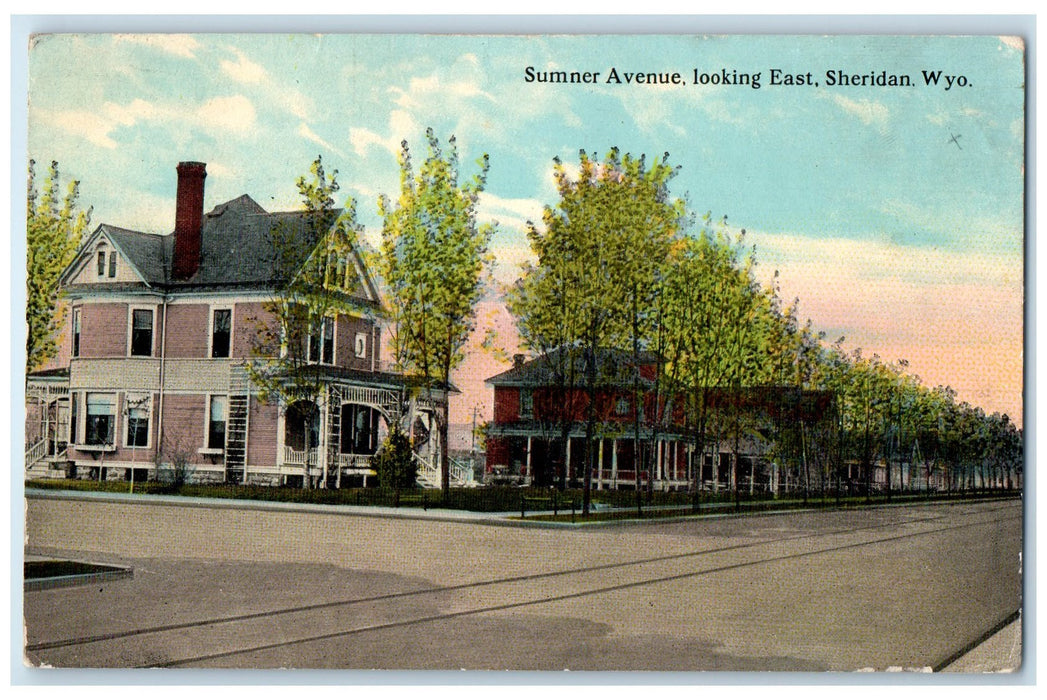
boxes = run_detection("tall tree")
[247,155,364,488]
[26,160,91,371]
[511,148,682,514]
[378,129,495,497]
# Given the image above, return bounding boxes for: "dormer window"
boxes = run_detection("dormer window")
[97,250,106,276]
[108,251,117,278]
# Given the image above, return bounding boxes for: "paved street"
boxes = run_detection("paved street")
[22,493,1022,672]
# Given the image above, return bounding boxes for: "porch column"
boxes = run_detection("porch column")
[565,437,571,482]
[671,441,678,485]
[597,439,604,490]
[44,402,51,456]
[611,439,618,488]
[526,435,532,480]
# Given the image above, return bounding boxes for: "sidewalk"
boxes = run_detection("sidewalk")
[942,618,1023,673]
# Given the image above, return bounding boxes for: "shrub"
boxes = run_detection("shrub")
[373,426,417,490]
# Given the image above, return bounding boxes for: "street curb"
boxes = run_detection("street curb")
[25,488,1021,530]
[25,564,134,592]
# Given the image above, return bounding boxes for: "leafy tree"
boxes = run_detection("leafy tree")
[247,156,364,488]
[511,148,682,514]
[373,426,417,490]
[378,129,494,497]
[26,160,91,371]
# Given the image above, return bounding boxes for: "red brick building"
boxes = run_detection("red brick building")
[26,162,450,488]
[484,349,692,490]
[484,349,835,493]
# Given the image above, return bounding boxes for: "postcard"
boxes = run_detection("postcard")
[22,30,1025,674]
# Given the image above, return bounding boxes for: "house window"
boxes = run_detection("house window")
[72,308,81,357]
[211,309,232,358]
[96,250,106,276]
[108,251,117,278]
[125,397,150,448]
[308,318,334,364]
[520,389,534,418]
[69,393,78,444]
[354,332,367,359]
[615,396,631,416]
[208,395,227,449]
[85,393,115,446]
[130,309,154,356]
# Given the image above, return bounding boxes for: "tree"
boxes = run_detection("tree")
[510,148,682,514]
[373,426,417,490]
[378,129,495,498]
[247,155,364,488]
[26,160,91,371]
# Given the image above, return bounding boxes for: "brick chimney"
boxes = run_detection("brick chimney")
[172,161,207,280]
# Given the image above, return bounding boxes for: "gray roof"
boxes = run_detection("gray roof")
[486,347,661,388]
[67,195,378,304]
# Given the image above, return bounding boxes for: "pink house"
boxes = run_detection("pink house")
[25,162,449,488]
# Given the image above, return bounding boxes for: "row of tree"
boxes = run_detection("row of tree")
[507,148,1023,514]
[27,140,1022,505]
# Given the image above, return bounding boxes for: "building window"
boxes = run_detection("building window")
[208,395,227,449]
[69,393,78,444]
[85,393,115,446]
[308,318,334,364]
[108,251,118,278]
[615,396,631,416]
[354,332,367,359]
[520,389,534,418]
[72,308,81,357]
[96,250,106,276]
[211,309,232,358]
[130,308,154,356]
[125,397,150,448]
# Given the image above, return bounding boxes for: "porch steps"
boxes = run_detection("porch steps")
[413,453,476,489]
[224,364,250,483]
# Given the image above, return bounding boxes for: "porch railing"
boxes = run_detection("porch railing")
[25,439,47,469]
[282,446,318,466]
[337,453,374,470]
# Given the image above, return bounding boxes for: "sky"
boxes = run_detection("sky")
[23,31,1026,430]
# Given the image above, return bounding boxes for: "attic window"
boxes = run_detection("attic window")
[108,251,117,278]
[97,250,106,276]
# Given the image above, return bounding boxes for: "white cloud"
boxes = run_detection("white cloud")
[220,48,267,85]
[40,109,120,149]
[829,94,890,131]
[298,123,344,158]
[103,98,162,127]
[476,192,545,230]
[195,95,257,135]
[349,127,398,158]
[113,34,200,59]
[348,110,419,158]
[34,92,260,149]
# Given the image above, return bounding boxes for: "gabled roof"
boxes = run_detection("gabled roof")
[61,195,380,306]
[101,225,171,285]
